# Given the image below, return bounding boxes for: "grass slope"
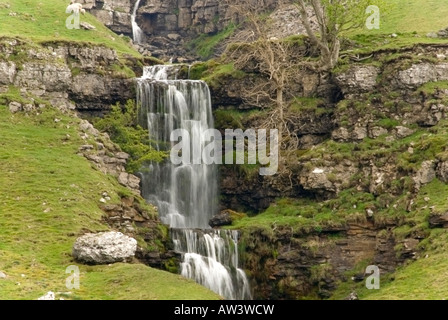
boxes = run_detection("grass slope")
[372,0,448,34]
[0,0,139,57]
[0,106,220,300]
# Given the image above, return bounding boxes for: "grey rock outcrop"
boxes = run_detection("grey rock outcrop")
[413,160,436,191]
[0,39,136,114]
[394,63,448,89]
[0,61,16,85]
[335,65,379,96]
[73,231,137,264]
[299,162,358,196]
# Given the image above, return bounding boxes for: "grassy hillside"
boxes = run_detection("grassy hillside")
[0,0,220,300]
[370,0,448,34]
[0,0,139,57]
[0,105,220,300]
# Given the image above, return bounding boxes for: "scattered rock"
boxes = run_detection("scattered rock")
[9,101,22,113]
[118,172,141,192]
[79,145,94,151]
[73,231,137,264]
[352,126,368,140]
[79,120,99,137]
[167,33,181,41]
[429,212,448,228]
[394,126,415,139]
[368,126,388,139]
[37,291,55,300]
[332,127,350,142]
[413,160,436,190]
[345,292,359,300]
[80,22,96,30]
[437,161,448,183]
[115,152,130,160]
[0,271,7,279]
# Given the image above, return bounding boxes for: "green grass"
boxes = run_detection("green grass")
[364,0,448,34]
[417,81,448,96]
[187,23,237,59]
[229,191,374,233]
[0,0,140,57]
[0,105,220,300]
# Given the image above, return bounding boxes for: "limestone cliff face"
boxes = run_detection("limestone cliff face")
[0,38,136,114]
[213,44,448,211]
[79,0,281,60]
[81,0,240,37]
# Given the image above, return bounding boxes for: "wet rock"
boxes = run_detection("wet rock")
[209,210,232,227]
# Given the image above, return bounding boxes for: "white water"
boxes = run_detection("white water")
[131,0,144,44]
[136,65,252,299]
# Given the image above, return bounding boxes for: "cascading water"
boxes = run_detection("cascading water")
[131,0,144,44]
[136,65,252,300]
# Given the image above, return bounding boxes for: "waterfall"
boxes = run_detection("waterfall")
[131,0,144,44]
[136,65,252,300]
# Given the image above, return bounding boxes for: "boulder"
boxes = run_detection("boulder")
[73,231,137,264]
[8,101,22,113]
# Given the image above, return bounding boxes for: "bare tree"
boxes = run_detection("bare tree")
[296,0,384,71]
[224,0,307,151]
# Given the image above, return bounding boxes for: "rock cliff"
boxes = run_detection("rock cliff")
[0,38,137,115]
[206,43,448,298]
